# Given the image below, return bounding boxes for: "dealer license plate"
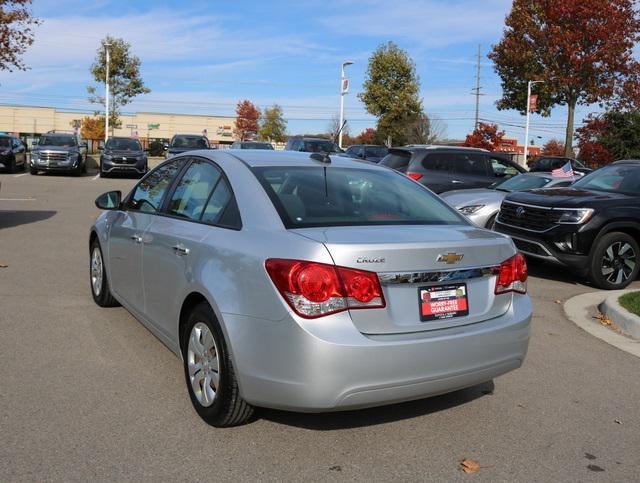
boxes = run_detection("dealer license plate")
[419,283,469,322]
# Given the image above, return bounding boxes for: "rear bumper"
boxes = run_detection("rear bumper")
[223,294,532,412]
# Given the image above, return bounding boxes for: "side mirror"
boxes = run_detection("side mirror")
[98,146,104,151]
[95,190,121,210]
[163,142,169,150]
[357,152,365,159]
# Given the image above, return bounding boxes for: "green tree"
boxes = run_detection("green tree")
[359,42,422,146]
[489,0,640,156]
[0,0,40,74]
[576,110,640,166]
[259,104,287,142]
[87,36,150,134]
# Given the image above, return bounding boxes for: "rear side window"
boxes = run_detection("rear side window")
[253,166,466,228]
[422,153,452,171]
[449,153,487,175]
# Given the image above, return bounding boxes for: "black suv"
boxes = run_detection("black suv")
[0,134,27,173]
[529,156,592,175]
[165,134,210,159]
[230,141,274,149]
[100,137,148,178]
[285,137,342,153]
[495,160,640,289]
[380,146,525,193]
[342,144,388,162]
[30,132,87,175]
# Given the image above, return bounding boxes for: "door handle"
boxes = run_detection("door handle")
[451,180,463,184]
[172,244,190,255]
[130,234,143,244]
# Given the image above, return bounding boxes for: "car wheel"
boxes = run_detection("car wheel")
[99,169,108,178]
[589,232,639,290]
[182,302,254,427]
[8,158,16,173]
[90,239,119,307]
[30,167,38,175]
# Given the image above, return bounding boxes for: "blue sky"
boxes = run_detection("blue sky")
[0,0,598,143]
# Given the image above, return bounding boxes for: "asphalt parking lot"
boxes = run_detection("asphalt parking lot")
[1,168,639,481]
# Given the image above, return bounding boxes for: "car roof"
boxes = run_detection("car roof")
[403,144,489,152]
[43,132,75,137]
[173,134,207,138]
[288,137,334,141]
[206,149,388,169]
[108,136,138,140]
[613,159,640,165]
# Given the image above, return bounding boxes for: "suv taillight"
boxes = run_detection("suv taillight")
[406,172,423,181]
[494,253,528,295]
[265,259,386,318]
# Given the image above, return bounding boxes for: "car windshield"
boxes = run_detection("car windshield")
[0,138,11,148]
[303,140,340,153]
[253,166,467,228]
[494,174,552,192]
[365,146,388,157]
[106,138,142,151]
[38,136,75,147]
[171,136,209,149]
[572,164,640,195]
[242,142,273,149]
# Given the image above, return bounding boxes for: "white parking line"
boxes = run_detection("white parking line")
[0,198,36,201]
[91,174,100,181]
[12,173,29,178]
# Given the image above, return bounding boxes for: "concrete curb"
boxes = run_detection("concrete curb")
[564,291,640,358]
[601,291,640,340]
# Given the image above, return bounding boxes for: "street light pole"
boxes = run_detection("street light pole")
[104,43,111,143]
[523,80,543,165]
[338,60,354,149]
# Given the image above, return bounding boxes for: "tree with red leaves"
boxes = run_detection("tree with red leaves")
[234,100,261,141]
[576,110,640,167]
[463,122,505,151]
[354,128,376,144]
[541,139,565,157]
[490,0,640,157]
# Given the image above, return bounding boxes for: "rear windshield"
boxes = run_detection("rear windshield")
[171,136,209,149]
[302,140,341,153]
[365,146,388,157]
[106,138,142,151]
[253,166,466,228]
[242,142,273,149]
[380,151,411,170]
[572,164,640,195]
[38,136,75,147]
[0,138,11,148]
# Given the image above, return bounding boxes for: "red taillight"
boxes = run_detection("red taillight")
[494,253,528,295]
[406,172,423,181]
[265,259,386,318]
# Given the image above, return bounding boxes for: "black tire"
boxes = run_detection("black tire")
[99,169,109,178]
[182,302,254,427]
[89,238,119,307]
[8,158,16,173]
[81,158,87,174]
[485,214,497,231]
[589,231,639,290]
[30,167,38,175]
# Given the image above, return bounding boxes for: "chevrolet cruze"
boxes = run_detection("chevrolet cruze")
[89,150,532,426]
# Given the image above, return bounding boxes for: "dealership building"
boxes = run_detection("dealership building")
[0,104,237,147]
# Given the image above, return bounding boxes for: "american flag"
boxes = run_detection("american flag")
[552,161,574,178]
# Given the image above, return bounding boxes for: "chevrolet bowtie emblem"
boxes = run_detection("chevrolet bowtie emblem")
[437,252,464,264]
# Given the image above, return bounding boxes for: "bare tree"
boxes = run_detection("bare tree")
[406,113,447,144]
[327,114,350,140]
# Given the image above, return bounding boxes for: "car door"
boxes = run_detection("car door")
[447,153,491,190]
[108,159,185,313]
[142,157,233,339]
[13,138,26,166]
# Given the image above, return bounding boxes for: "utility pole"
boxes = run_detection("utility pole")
[472,44,482,129]
[104,42,111,143]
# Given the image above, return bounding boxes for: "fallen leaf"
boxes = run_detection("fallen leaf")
[614,419,621,424]
[460,459,481,474]
[594,313,613,326]
[554,299,562,304]
[0,263,8,268]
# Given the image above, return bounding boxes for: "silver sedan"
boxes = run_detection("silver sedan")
[440,172,579,229]
[89,150,532,426]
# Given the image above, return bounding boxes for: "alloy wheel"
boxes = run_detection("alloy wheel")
[601,241,636,285]
[187,322,220,408]
[90,247,103,296]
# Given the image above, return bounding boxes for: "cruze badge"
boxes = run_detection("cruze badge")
[357,257,386,264]
[437,252,464,264]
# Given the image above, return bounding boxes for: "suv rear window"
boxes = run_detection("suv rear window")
[253,166,466,228]
[380,150,411,170]
[171,136,209,149]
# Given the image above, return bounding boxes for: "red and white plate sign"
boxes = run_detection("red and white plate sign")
[420,284,469,321]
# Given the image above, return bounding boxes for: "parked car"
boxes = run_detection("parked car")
[99,137,148,178]
[495,160,640,289]
[30,132,87,175]
[441,172,579,229]
[342,144,388,162]
[285,137,342,153]
[380,146,526,193]
[230,141,274,150]
[165,134,210,159]
[90,149,531,426]
[529,156,592,175]
[0,134,27,173]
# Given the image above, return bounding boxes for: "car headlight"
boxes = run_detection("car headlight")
[0,149,10,156]
[102,153,112,160]
[458,205,485,215]
[556,208,594,224]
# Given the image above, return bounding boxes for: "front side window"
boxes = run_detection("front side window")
[128,159,184,213]
[488,156,520,177]
[254,166,466,228]
[167,160,222,220]
[573,165,640,195]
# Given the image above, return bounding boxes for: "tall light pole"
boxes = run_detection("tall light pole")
[523,80,543,165]
[338,60,353,149]
[104,42,111,143]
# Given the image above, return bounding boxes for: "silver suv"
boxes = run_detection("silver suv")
[90,150,532,426]
[31,132,87,175]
